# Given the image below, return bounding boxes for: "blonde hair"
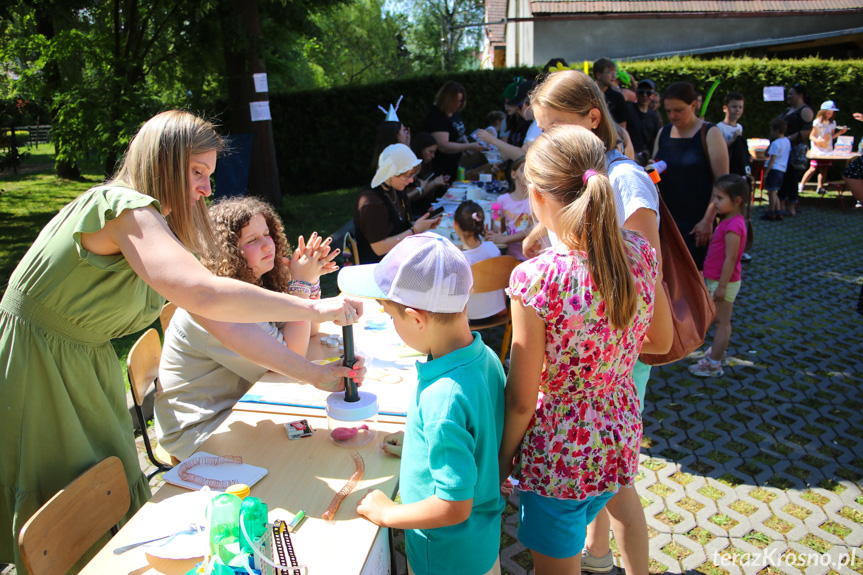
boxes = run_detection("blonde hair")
[815,108,834,123]
[530,70,618,152]
[524,125,636,330]
[110,110,224,255]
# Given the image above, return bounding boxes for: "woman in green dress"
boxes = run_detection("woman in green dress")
[0,110,364,572]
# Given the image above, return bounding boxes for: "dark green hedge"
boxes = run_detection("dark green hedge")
[621,56,863,137]
[255,57,863,195]
[266,67,535,194]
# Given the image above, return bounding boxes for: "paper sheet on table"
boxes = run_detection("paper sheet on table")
[162,452,268,491]
[135,490,217,559]
[242,309,421,416]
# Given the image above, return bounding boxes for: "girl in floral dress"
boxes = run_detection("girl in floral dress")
[499,125,669,574]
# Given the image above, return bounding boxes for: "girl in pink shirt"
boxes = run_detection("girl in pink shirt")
[487,157,533,260]
[690,174,749,378]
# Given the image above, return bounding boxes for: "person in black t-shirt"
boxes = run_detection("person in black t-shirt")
[423,81,485,180]
[625,79,662,166]
[593,57,627,128]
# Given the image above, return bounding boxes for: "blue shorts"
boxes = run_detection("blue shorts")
[633,359,651,412]
[518,490,615,559]
[764,169,785,192]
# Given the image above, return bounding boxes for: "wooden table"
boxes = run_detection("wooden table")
[82,308,421,574]
[807,152,860,212]
[80,412,402,575]
[235,307,422,423]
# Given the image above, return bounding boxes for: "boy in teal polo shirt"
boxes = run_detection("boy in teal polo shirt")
[339,232,505,575]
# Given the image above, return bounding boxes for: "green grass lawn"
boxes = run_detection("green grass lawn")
[1,144,358,381]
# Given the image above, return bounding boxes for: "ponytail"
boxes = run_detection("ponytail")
[454,200,486,242]
[525,125,637,330]
[581,175,637,331]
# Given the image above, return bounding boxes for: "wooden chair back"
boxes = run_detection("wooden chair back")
[469,256,520,364]
[18,456,130,575]
[343,231,360,266]
[470,255,520,294]
[159,302,177,333]
[127,328,161,404]
[127,328,172,478]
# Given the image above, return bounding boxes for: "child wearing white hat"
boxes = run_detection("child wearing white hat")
[799,100,848,196]
[341,233,505,575]
[353,144,442,264]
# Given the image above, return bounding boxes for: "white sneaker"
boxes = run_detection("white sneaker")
[688,346,729,366]
[581,549,614,573]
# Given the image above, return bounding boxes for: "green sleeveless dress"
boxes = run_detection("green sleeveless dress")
[0,185,165,569]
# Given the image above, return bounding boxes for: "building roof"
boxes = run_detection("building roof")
[531,1,863,15]
[486,0,507,45]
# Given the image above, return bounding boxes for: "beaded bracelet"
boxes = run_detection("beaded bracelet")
[288,279,321,298]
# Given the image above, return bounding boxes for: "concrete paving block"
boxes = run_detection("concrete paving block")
[674,533,709,571]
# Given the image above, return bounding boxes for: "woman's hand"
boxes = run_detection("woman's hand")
[433,175,450,188]
[289,232,340,283]
[691,219,714,247]
[854,112,863,122]
[475,129,496,146]
[311,356,366,392]
[413,212,442,233]
[713,285,727,303]
[314,296,363,326]
[467,141,486,153]
[380,431,404,457]
[500,477,515,497]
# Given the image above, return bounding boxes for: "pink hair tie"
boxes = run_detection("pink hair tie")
[582,169,598,184]
[472,212,482,221]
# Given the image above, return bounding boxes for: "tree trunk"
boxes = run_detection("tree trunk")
[34,7,81,179]
[221,0,282,205]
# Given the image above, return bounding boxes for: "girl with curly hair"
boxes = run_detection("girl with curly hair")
[155,196,366,460]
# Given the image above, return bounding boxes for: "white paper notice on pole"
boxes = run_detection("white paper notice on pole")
[249,101,271,122]
[763,86,785,102]
[253,73,268,93]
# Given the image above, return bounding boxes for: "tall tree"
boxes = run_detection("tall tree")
[302,0,411,87]
[387,0,484,72]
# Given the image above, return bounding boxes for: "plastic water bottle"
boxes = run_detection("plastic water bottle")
[239,497,268,554]
[209,493,243,567]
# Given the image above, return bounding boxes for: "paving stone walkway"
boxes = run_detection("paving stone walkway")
[140,197,862,575]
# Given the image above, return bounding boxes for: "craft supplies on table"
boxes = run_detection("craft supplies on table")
[162,452,268,492]
[80,413,402,575]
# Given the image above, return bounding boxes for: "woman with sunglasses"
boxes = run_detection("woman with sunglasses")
[353,144,442,264]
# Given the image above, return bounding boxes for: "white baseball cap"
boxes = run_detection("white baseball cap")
[820,100,840,112]
[371,143,422,188]
[337,232,472,313]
